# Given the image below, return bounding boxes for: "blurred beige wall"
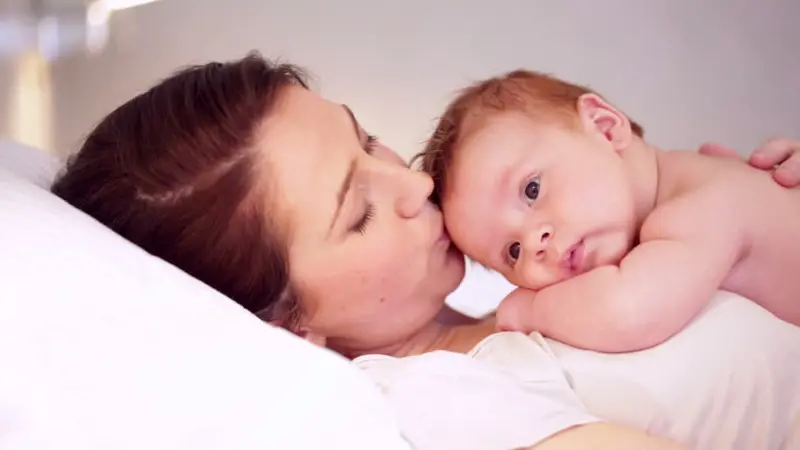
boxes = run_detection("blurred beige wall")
[0,62,10,138]
[44,0,800,160]
[3,53,54,152]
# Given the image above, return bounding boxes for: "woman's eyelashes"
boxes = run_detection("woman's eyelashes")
[350,203,375,234]
[364,134,378,154]
[345,134,379,234]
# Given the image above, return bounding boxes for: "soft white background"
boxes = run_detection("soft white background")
[2,0,799,314]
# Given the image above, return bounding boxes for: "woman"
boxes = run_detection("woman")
[51,54,800,449]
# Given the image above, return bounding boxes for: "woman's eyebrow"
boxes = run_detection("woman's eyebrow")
[341,104,361,140]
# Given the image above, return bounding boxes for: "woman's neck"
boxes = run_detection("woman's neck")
[382,317,498,358]
[333,307,498,360]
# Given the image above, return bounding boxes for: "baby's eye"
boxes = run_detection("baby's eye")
[508,242,521,261]
[524,176,541,201]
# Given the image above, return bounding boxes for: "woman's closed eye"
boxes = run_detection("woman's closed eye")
[350,203,374,234]
[365,134,378,154]
[347,133,379,235]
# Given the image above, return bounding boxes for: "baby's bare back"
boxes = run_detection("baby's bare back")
[657,150,800,325]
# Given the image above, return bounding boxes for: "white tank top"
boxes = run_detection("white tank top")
[355,332,599,450]
[355,292,800,450]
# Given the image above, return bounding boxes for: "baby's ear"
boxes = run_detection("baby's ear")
[576,93,633,152]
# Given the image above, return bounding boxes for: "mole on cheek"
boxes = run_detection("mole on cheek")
[379,297,386,303]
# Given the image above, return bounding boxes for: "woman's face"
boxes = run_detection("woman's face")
[259,86,465,356]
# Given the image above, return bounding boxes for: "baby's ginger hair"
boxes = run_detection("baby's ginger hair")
[416,70,644,205]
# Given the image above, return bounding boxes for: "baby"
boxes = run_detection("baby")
[419,70,800,352]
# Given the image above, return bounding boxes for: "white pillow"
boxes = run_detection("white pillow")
[0,139,62,188]
[0,150,410,450]
[446,261,514,318]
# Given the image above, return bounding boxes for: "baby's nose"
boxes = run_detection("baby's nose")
[521,223,553,261]
[514,225,556,290]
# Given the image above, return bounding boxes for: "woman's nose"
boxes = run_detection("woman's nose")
[395,168,434,218]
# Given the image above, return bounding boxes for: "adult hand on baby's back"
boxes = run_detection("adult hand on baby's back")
[698,137,800,187]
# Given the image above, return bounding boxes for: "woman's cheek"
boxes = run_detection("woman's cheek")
[375,243,412,287]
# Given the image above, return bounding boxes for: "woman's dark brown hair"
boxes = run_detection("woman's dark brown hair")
[51,52,306,328]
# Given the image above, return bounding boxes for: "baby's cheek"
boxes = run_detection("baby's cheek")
[442,212,479,257]
[594,232,633,267]
[513,262,559,292]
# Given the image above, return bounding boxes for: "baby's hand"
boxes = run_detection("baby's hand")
[495,287,540,333]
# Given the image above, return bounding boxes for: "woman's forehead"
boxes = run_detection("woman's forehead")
[255,86,356,235]
[257,88,341,172]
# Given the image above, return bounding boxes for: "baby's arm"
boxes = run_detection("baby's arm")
[497,187,744,352]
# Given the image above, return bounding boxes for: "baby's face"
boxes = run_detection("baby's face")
[441,111,638,290]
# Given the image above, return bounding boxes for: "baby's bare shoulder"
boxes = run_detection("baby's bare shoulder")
[648,150,796,240]
[658,150,788,204]
[660,150,763,188]
[645,153,750,238]
[644,187,739,243]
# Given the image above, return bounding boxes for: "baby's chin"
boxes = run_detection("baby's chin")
[526,275,572,292]
[500,272,563,292]
[581,233,634,269]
